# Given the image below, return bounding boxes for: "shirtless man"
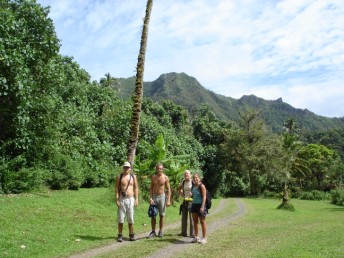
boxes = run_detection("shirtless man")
[115,161,138,242]
[148,163,171,238]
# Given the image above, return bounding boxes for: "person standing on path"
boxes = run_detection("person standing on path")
[115,161,139,242]
[190,173,207,244]
[148,163,171,238]
[178,170,194,237]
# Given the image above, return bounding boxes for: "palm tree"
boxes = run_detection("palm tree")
[278,118,304,210]
[99,73,117,88]
[127,0,153,165]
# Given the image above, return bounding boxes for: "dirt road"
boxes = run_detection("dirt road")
[70,198,246,258]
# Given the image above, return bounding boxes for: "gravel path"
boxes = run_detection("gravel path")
[69,198,246,258]
[146,198,246,258]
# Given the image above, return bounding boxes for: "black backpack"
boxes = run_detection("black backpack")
[192,183,212,210]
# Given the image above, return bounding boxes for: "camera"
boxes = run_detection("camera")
[121,191,127,197]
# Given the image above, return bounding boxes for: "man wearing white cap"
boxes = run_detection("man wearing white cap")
[115,161,138,242]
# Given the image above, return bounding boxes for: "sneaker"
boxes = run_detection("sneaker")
[191,236,200,243]
[148,231,156,238]
[129,233,136,241]
[199,237,207,244]
[158,231,163,237]
[117,234,123,242]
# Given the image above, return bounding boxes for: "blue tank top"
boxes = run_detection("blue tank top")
[192,186,203,204]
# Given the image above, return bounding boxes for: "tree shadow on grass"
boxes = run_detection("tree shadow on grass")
[324,207,344,212]
[74,235,116,241]
[146,234,191,244]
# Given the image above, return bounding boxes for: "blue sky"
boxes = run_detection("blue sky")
[37,0,344,118]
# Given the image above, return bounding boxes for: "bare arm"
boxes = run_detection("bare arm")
[165,175,171,206]
[115,175,120,207]
[178,182,183,196]
[149,175,154,205]
[134,175,139,206]
[200,184,206,210]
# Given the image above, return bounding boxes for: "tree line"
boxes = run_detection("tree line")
[1,1,343,201]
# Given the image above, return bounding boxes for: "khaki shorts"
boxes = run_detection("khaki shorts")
[152,194,166,216]
[117,196,135,224]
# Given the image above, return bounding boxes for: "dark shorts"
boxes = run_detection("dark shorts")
[191,203,207,217]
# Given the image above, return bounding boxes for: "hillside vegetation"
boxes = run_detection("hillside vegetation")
[114,72,344,133]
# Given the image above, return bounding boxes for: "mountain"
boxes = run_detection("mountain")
[113,72,344,133]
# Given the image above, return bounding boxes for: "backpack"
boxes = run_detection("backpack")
[192,183,212,210]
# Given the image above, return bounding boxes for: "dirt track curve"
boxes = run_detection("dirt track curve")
[69,198,246,258]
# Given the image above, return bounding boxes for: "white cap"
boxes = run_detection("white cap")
[123,161,131,167]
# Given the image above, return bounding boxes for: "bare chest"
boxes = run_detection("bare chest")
[120,174,133,188]
[153,175,166,186]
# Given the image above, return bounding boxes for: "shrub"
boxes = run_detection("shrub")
[0,156,48,193]
[261,190,280,199]
[82,162,115,188]
[299,190,330,201]
[46,153,84,190]
[330,189,344,206]
[289,187,302,198]
[0,166,47,194]
[221,176,249,197]
[8,167,47,193]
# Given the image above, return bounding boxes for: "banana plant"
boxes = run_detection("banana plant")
[134,134,191,202]
[164,158,190,204]
[133,158,152,200]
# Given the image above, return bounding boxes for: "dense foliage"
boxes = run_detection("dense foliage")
[114,73,344,133]
[1,1,343,202]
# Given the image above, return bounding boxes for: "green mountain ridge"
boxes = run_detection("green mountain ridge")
[113,72,344,133]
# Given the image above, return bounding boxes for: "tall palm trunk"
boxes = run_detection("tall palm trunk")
[127,0,153,165]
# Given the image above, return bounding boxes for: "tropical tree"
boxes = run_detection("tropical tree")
[325,156,344,189]
[238,109,267,195]
[127,0,153,165]
[0,0,60,154]
[278,118,302,210]
[219,109,289,197]
[304,128,344,163]
[192,104,229,195]
[298,143,336,190]
[162,100,188,130]
[99,73,118,88]
[281,119,310,188]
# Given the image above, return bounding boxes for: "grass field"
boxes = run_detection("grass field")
[180,198,344,258]
[1,188,343,257]
[0,188,181,258]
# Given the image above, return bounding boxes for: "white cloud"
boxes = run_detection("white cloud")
[37,0,344,118]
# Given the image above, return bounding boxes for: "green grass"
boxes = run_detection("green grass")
[179,198,344,258]
[1,189,343,258]
[0,188,181,258]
